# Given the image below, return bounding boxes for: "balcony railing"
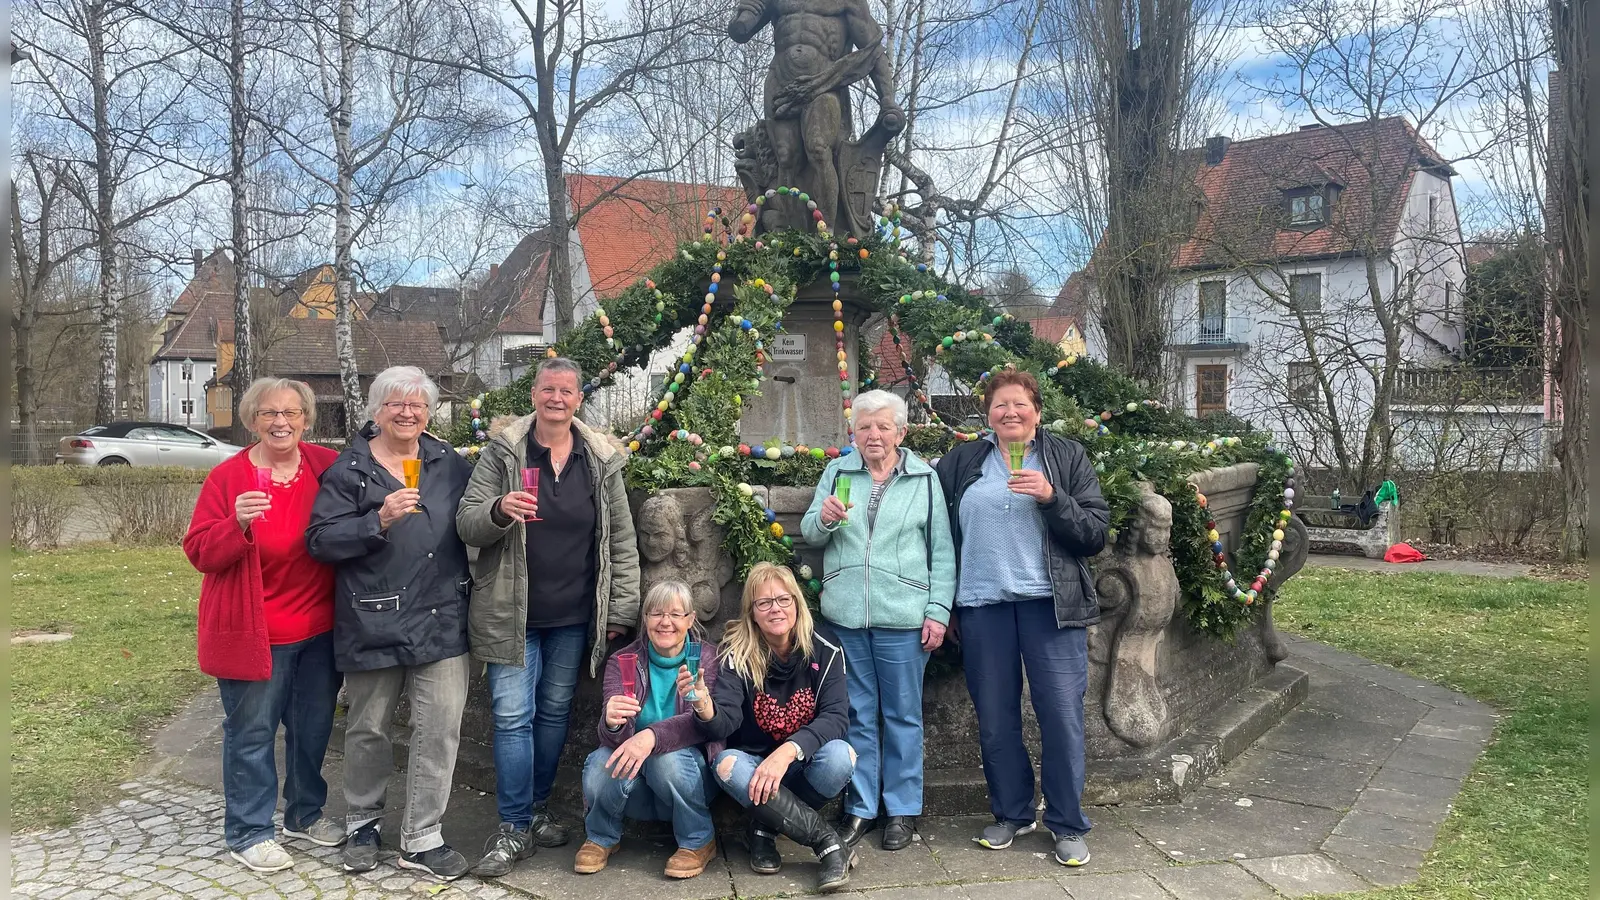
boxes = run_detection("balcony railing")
[1393,366,1545,406]
[1171,316,1252,348]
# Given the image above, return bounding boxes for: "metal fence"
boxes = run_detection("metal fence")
[1393,367,1544,406]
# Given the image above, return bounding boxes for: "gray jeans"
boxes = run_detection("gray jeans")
[342,654,470,852]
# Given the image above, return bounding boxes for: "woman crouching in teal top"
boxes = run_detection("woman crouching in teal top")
[578,581,720,879]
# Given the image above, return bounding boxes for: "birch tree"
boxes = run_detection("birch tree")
[16,0,216,423]
[266,0,501,432]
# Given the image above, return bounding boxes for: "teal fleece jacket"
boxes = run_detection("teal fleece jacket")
[800,449,957,630]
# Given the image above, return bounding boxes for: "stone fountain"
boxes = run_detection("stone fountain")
[437,0,1313,814]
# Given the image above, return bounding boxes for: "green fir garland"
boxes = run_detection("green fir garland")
[451,226,1292,639]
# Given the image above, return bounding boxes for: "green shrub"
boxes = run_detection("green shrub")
[66,466,208,486]
[11,465,205,548]
[11,467,79,550]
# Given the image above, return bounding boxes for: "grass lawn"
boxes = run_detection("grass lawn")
[1277,568,1589,900]
[11,545,207,831]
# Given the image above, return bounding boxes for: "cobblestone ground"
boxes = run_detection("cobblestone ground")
[12,780,516,900]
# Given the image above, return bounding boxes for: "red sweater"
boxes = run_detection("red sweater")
[184,442,339,681]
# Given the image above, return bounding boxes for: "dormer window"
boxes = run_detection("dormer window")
[1287,190,1325,226]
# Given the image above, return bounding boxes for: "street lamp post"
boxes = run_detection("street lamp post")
[183,357,194,426]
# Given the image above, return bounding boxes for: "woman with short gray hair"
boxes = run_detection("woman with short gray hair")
[306,365,476,880]
[799,389,956,851]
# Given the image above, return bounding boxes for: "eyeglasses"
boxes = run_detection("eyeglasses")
[254,408,305,422]
[753,595,795,612]
[645,610,695,622]
[382,401,430,414]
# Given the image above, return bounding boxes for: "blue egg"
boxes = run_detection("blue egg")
[679,363,691,373]
[708,282,719,293]
[740,319,753,330]
[764,509,777,522]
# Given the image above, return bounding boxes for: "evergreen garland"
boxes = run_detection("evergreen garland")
[452,227,1292,639]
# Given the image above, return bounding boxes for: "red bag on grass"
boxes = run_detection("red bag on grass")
[1383,542,1428,563]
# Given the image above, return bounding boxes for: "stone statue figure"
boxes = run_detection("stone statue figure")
[636,493,736,624]
[729,0,906,236]
[1089,488,1180,751]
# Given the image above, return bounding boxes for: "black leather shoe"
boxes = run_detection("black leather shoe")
[747,822,782,874]
[881,816,915,851]
[837,814,876,847]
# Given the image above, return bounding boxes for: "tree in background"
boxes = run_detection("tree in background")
[1547,0,1587,561]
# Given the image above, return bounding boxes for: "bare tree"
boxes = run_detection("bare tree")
[11,152,95,462]
[17,0,217,423]
[1547,0,1587,561]
[1036,0,1230,387]
[262,0,501,432]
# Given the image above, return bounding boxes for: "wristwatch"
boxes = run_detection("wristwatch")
[786,741,804,761]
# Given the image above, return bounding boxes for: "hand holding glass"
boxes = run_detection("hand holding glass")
[402,459,422,513]
[684,640,702,702]
[616,652,639,699]
[834,476,852,527]
[253,466,273,522]
[1007,441,1027,473]
[520,467,543,522]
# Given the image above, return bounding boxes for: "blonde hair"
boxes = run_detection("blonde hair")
[719,562,813,692]
[239,377,317,433]
[641,580,704,641]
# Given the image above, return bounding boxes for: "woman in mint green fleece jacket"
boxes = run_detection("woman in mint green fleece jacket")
[800,390,956,852]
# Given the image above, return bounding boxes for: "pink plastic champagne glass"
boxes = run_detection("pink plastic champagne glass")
[616,652,639,699]
[253,466,273,523]
[520,467,543,522]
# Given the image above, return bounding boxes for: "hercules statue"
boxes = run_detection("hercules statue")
[729,0,905,237]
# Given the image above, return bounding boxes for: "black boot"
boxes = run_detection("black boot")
[749,787,857,893]
[746,820,782,874]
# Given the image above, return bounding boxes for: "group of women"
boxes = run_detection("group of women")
[186,361,1109,892]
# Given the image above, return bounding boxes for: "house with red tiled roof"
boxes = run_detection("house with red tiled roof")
[151,253,456,434]
[1079,119,1557,473]
[502,173,748,425]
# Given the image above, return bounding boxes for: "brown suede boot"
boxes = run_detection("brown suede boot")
[664,839,719,878]
[573,840,617,874]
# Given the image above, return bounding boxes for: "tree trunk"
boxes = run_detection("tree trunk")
[1549,0,1587,561]
[11,184,41,465]
[542,158,575,338]
[89,0,120,424]
[228,0,253,444]
[333,0,362,436]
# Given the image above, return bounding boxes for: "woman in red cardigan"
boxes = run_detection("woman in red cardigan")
[183,377,342,874]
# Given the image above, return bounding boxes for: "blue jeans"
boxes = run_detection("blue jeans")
[713,739,856,809]
[958,598,1091,836]
[834,625,929,818]
[216,632,341,852]
[581,747,716,849]
[486,624,588,827]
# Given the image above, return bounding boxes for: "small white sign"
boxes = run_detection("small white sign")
[770,334,807,361]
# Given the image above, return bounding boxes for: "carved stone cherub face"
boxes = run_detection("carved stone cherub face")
[638,495,688,564]
[1136,493,1173,554]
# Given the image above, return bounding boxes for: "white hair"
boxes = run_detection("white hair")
[365,366,439,421]
[852,389,908,427]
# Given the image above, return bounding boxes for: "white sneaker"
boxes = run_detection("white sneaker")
[283,817,347,847]
[230,838,294,873]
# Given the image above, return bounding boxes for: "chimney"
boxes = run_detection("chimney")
[489,263,500,281]
[1204,136,1230,166]
[192,248,205,273]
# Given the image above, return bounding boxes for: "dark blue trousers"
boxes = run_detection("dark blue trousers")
[957,597,1091,836]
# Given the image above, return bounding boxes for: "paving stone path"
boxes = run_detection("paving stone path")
[12,638,1495,899]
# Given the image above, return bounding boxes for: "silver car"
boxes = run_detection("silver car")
[56,422,246,468]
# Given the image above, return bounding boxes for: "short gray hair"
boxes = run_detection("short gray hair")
[534,356,584,388]
[642,580,694,618]
[365,366,439,421]
[851,389,908,427]
[239,377,317,432]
